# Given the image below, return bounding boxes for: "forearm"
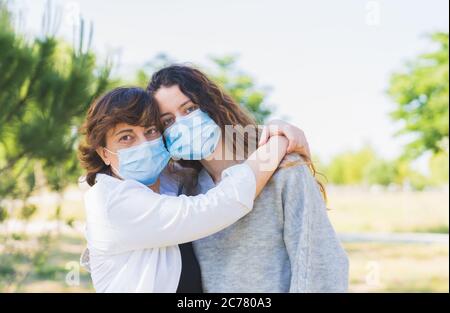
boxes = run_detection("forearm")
[108,163,257,251]
[244,135,288,197]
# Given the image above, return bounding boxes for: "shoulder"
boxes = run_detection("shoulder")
[84,173,149,212]
[85,173,165,226]
[85,174,122,201]
[270,153,312,185]
[84,174,119,216]
[255,154,313,202]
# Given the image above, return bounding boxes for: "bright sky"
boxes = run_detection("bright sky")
[9,0,450,163]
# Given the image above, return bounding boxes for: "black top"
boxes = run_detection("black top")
[176,242,203,293]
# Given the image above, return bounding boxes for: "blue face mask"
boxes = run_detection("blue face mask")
[105,137,170,185]
[163,109,221,160]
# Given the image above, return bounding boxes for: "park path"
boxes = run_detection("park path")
[338,232,449,244]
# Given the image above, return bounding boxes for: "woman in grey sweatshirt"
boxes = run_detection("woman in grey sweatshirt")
[148,65,349,293]
[193,153,349,292]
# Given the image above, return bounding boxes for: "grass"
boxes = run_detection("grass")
[326,187,449,234]
[345,242,449,292]
[0,231,448,293]
[0,232,93,292]
[0,186,448,292]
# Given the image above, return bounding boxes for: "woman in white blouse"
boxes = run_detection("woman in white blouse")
[77,87,305,292]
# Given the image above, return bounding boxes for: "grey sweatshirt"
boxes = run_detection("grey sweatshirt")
[192,154,349,293]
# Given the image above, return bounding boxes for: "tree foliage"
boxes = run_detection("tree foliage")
[324,145,435,190]
[0,2,113,204]
[389,32,449,159]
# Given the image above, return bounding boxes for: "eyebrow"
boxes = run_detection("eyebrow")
[179,99,191,108]
[114,129,133,137]
[160,99,191,118]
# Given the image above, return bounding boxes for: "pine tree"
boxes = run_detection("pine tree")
[0,2,112,205]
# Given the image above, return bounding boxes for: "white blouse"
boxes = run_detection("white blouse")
[81,163,256,293]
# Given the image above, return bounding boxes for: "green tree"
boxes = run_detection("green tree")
[388,32,449,159]
[208,55,272,123]
[363,157,428,190]
[364,159,398,186]
[325,146,377,185]
[429,151,449,186]
[324,146,431,190]
[0,2,112,206]
[135,53,174,87]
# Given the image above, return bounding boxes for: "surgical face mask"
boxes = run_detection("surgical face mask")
[104,136,170,185]
[163,109,221,160]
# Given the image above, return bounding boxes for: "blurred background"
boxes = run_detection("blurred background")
[0,0,448,292]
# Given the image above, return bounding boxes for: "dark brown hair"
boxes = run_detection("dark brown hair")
[78,87,159,186]
[147,65,327,202]
[147,65,256,127]
[147,65,258,164]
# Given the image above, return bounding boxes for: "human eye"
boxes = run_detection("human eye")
[119,134,133,143]
[145,126,160,137]
[185,103,199,114]
[161,117,175,128]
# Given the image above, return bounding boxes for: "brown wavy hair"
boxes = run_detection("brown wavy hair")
[78,87,159,186]
[146,65,327,202]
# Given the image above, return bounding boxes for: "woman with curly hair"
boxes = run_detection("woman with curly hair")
[78,86,307,292]
[148,65,349,293]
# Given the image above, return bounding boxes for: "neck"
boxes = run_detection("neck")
[148,179,160,193]
[200,140,239,184]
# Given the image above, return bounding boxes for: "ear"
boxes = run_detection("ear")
[96,147,110,166]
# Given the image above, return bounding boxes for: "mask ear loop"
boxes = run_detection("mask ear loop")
[103,147,117,155]
[103,147,122,179]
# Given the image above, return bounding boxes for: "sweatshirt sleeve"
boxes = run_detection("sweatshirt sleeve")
[105,163,256,253]
[280,159,349,292]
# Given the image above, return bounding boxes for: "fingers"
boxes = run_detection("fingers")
[260,121,311,160]
[258,125,270,147]
[287,137,298,153]
[287,128,311,159]
[284,126,298,153]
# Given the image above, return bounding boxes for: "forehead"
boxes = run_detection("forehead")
[154,85,190,111]
[108,123,144,136]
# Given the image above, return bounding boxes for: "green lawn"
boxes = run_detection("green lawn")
[0,232,93,292]
[326,188,449,234]
[346,242,448,292]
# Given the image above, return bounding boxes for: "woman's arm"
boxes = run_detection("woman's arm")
[259,119,311,158]
[105,135,288,253]
[245,135,288,197]
[280,159,349,292]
